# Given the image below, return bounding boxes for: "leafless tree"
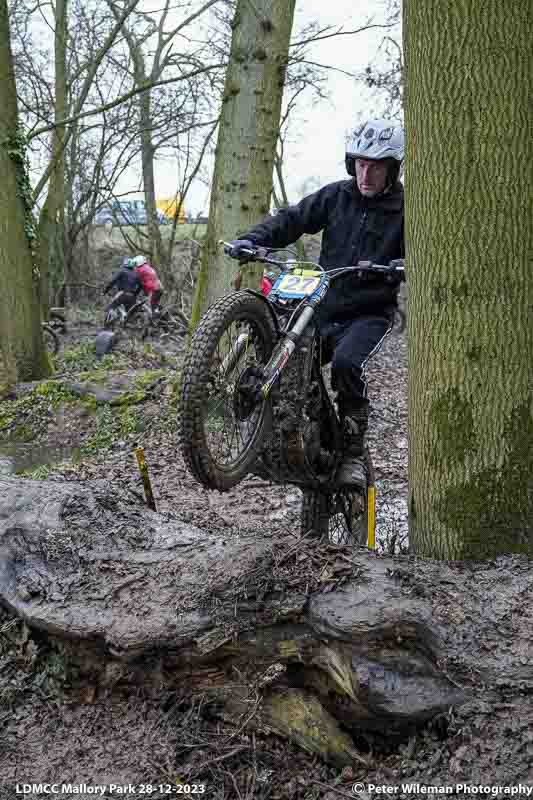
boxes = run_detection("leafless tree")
[104,0,223,270]
[8,0,225,308]
[362,0,402,118]
[1,0,49,382]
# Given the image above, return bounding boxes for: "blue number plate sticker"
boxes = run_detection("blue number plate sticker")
[271,272,322,298]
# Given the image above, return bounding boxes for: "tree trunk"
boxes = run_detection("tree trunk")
[119,23,165,272]
[0,0,49,386]
[1,477,532,767]
[403,2,532,559]
[62,117,81,302]
[138,86,165,270]
[38,0,68,317]
[274,150,305,259]
[191,0,296,326]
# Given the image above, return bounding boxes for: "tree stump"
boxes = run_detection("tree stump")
[1,478,532,765]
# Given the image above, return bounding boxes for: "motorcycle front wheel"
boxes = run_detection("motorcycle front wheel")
[103,308,120,330]
[179,291,277,491]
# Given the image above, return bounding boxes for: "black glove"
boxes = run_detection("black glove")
[226,239,256,263]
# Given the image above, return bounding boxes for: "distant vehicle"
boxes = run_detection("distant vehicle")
[94,200,169,226]
[156,195,186,224]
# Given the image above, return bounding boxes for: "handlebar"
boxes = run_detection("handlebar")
[220,240,405,280]
[222,240,298,269]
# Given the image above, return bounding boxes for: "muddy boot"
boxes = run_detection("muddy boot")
[336,404,368,488]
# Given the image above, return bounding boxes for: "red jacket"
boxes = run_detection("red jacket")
[135,263,161,294]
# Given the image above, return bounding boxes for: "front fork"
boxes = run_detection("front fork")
[218,305,317,402]
[259,303,317,399]
[218,332,251,378]
[220,277,328,406]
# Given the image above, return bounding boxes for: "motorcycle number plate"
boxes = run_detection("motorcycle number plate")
[272,272,322,298]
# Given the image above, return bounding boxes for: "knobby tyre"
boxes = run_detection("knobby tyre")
[42,323,60,356]
[179,291,277,491]
[125,304,150,335]
[300,490,330,538]
[49,308,67,334]
[103,309,119,331]
[394,308,406,334]
[301,485,368,546]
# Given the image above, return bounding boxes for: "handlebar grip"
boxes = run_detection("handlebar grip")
[222,243,257,260]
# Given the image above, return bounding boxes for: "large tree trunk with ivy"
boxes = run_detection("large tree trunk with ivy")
[403,2,532,559]
[191,0,296,326]
[0,0,50,387]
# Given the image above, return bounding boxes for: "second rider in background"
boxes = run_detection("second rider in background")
[129,255,164,314]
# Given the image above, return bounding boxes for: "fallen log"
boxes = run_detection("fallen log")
[1,477,532,766]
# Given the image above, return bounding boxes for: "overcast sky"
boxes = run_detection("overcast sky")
[279,0,395,199]
[124,0,399,214]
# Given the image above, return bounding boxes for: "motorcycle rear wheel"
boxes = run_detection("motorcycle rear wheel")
[301,484,369,546]
[179,292,277,491]
[124,302,150,333]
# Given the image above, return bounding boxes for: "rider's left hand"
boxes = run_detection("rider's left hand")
[227,239,255,262]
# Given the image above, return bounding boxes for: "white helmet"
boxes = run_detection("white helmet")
[129,254,147,268]
[345,119,404,177]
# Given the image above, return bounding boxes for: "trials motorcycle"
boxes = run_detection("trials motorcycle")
[179,243,405,544]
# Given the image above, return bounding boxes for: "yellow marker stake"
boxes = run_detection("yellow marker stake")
[367,485,376,549]
[134,447,157,511]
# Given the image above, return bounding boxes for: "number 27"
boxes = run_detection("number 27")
[283,276,316,292]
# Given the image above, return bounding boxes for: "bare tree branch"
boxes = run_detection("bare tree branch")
[290,22,395,49]
[31,0,142,204]
[291,59,359,79]
[28,62,225,141]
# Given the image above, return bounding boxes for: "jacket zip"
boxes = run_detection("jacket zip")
[353,209,368,265]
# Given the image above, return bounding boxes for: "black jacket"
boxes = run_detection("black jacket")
[245,178,404,323]
[104,268,142,296]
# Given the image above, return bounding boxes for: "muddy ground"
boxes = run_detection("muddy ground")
[1,307,531,798]
[1,308,408,551]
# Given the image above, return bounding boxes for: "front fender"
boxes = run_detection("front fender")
[242,289,281,337]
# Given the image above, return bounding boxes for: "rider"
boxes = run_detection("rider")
[103,257,142,313]
[129,255,163,312]
[227,119,404,486]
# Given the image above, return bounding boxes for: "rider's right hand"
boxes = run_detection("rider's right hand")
[226,239,255,263]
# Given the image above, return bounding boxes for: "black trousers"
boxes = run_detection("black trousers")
[324,312,394,417]
[107,290,138,312]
